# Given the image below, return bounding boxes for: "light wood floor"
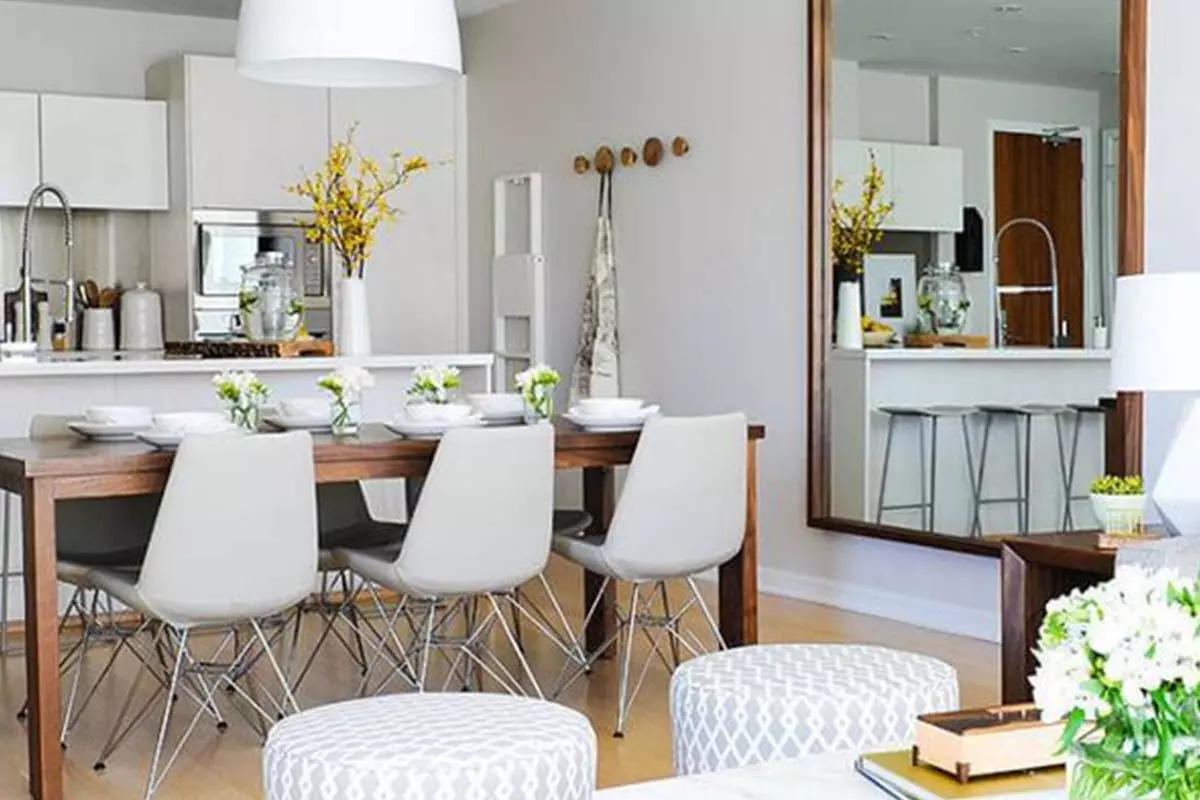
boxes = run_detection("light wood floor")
[0,558,999,798]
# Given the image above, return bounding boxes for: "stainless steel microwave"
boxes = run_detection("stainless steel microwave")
[194,210,329,303]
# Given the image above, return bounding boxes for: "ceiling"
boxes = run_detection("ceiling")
[2,0,513,19]
[834,0,1120,90]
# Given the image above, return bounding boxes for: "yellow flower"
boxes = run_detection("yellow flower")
[831,152,894,276]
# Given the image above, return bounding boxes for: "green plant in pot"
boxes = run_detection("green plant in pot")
[1089,475,1146,537]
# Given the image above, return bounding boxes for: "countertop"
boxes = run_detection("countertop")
[832,347,1112,362]
[0,352,495,378]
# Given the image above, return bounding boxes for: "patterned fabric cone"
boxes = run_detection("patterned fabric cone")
[571,172,621,403]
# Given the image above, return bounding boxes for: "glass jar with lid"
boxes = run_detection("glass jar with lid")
[916,262,971,335]
[237,252,303,341]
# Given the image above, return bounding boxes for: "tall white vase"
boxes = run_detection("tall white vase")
[336,276,372,357]
[836,280,864,350]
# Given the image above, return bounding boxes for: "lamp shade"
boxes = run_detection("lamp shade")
[236,0,463,88]
[1111,273,1200,392]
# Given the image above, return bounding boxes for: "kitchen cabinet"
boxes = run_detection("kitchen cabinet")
[833,139,963,233]
[330,80,466,354]
[186,55,328,211]
[40,95,168,211]
[0,92,40,207]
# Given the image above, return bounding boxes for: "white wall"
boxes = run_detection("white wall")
[466,0,1000,641]
[0,1,236,314]
[858,70,930,144]
[832,59,860,139]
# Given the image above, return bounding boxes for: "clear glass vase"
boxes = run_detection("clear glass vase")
[917,262,971,335]
[331,398,360,437]
[228,402,261,433]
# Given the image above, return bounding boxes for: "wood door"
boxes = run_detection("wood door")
[994,131,1085,347]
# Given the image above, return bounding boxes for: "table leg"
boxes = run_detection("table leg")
[23,478,62,800]
[719,440,759,648]
[582,467,616,659]
[1000,546,1034,704]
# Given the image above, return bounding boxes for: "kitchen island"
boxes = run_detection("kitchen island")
[0,352,494,624]
[830,348,1112,537]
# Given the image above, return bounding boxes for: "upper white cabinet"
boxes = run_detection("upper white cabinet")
[40,95,168,211]
[0,92,40,207]
[186,55,328,211]
[330,81,465,354]
[833,139,963,233]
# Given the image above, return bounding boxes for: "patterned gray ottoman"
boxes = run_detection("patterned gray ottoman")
[263,693,598,799]
[670,644,959,776]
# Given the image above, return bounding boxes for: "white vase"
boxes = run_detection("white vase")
[336,275,371,357]
[836,280,864,350]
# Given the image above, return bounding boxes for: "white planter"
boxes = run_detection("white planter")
[835,281,863,350]
[336,275,371,357]
[1089,493,1146,534]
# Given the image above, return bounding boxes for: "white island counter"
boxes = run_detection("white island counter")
[830,348,1112,538]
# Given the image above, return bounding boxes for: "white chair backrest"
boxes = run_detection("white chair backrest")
[602,414,748,581]
[137,432,318,626]
[393,424,554,597]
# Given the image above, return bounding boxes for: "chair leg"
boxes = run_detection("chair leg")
[686,577,727,651]
[614,583,642,739]
[145,629,189,800]
[972,414,993,537]
[250,618,301,715]
[488,593,543,699]
[658,581,682,669]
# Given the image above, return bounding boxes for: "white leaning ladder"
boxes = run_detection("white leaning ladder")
[492,173,546,390]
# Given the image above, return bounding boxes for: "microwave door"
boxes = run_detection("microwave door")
[199,225,302,296]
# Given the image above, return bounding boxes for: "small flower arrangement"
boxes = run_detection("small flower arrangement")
[212,370,269,432]
[831,151,895,277]
[407,365,461,405]
[1089,475,1147,537]
[1090,475,1146,496]
[516,364,561,421]
[1033,566,1200,799]
[318,366,374,436]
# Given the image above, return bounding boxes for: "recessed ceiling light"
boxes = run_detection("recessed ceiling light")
[1006,45,1029,55]
[967,27,984,39]
[868,32,895,41]
[993,3,1024,12]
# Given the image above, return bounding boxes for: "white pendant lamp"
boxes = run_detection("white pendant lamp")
[236,0,463,88]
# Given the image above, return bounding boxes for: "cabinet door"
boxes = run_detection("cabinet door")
[187,55,328,211]
[832,139,893,210]
[330,80,465,355]
[40,95,168,211]
[889,143,964,232]
[0,92,40,207]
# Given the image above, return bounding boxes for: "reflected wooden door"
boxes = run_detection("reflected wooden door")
[994,131,1085,347]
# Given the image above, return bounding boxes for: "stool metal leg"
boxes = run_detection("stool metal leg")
[1053,415,1073,532]
[918,418,929,532]
[1022,415,1033,535]
[1063,412,1084,531]
[972,414,993,538]
[961,416,979,536]
[875,414,898,525]
[928,418,940,534]
[1011,418,1023,533]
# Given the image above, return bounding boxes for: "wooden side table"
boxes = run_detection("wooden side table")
[1000,533,1115,703]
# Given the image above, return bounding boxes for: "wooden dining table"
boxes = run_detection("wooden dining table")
[0,419,765,799]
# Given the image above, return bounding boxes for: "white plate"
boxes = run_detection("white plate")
[263,413,333,432]
[68,421,152,441]
[385,415,482,440]
[136,427,243,450]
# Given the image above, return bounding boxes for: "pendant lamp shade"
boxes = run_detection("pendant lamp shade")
[236,0,463,88]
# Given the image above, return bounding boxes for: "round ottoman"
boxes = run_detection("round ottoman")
[670,644,959,776]
[263,693,597,799]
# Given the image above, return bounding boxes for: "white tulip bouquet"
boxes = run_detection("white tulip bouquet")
[516,364,560,421]
[407,364,461,405]
[1032,566,1200,799]
[213,370,269,432]
[318,365,374,435]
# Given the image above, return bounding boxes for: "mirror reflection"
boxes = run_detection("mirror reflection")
[828,0,1120,539]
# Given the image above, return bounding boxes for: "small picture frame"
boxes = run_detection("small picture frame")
[864,255,918,332]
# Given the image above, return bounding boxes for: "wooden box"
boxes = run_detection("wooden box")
[913,704,1066,783]
[165,339,335,359]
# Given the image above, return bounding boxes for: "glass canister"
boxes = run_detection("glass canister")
[916,262,971,335]
[237,252,303,341]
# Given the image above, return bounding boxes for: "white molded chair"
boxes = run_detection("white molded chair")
[336,424,556,697]
[87,431,318,799]
[551,413,748,737]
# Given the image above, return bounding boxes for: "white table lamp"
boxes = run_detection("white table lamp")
[1112,273,1200,535]
[237,0,463,88]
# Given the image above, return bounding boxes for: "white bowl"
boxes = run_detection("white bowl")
[280,398,331,420]
[152,411,232,436]
[468,393,526,419]
[576,398,644,417]
[404,402,474,423]
[85,405,153,427]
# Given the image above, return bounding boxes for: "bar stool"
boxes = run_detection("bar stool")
[972,404,1070,536]
[1061,402,1108,531]
[876,406,977,534]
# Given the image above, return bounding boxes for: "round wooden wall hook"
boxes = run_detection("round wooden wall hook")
[573,155,591,175]
[594,146,615,174]
[643,137,665,167]
[672,136,691,157]
[620,146,639,167]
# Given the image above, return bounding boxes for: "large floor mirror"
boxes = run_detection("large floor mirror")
[807,0,1146,554]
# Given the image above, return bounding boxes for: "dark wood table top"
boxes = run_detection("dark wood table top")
[1000,532,1117,575]
[0,420,768,480]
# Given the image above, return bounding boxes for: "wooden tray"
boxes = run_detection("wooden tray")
[165,339,335,359]
[914,704,1066,783]
[904,334,990,349]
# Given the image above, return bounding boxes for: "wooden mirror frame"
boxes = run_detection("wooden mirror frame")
[805,0,1147,557]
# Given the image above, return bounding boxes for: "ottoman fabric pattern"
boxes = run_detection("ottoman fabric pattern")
[264,693,597,800]
[670,644,959,776]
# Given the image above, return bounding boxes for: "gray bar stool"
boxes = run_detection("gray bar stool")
[972,404,1071,536]
[1061,402,1108,531]
[876,406,977,534]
